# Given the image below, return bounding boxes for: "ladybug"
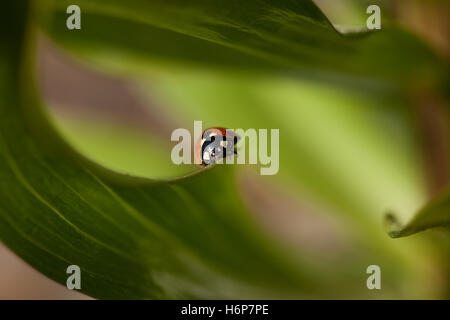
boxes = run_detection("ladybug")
[195,127,240,166]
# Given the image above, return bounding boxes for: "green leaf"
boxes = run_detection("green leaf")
[38,0,445,85]
[1,2,320,299]
[386,190,450,238]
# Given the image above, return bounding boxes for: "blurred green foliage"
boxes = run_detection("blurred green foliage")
[0,0,448,299]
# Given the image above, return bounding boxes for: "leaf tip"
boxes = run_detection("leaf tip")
[384,212,404,238]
